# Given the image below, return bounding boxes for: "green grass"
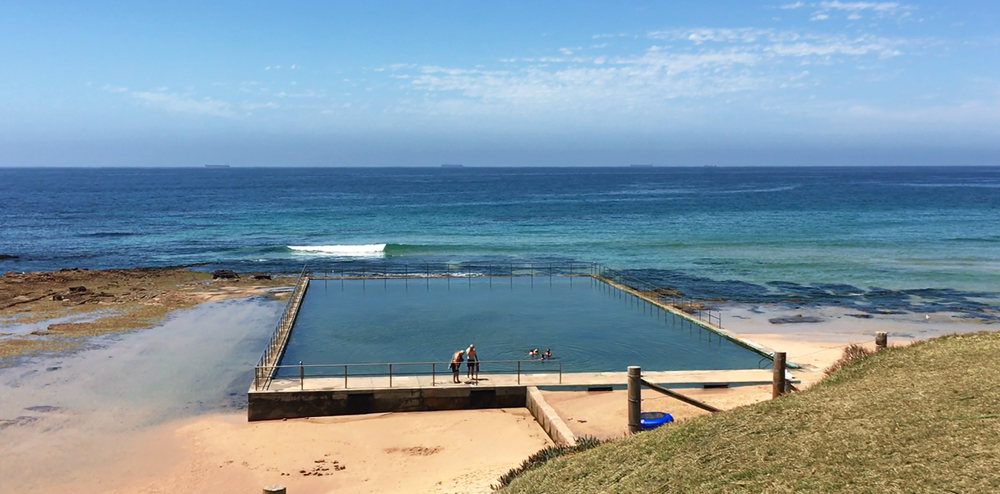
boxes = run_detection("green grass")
[500,332,1000,493]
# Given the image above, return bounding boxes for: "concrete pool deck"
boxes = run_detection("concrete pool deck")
[261,368,776,392]
[247,368,790,425]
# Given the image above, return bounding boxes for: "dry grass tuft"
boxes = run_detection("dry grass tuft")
[823,343,874,376]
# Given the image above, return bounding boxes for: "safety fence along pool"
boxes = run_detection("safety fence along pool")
[254,359,563,391]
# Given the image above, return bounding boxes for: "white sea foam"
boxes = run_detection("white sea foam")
[288,244,387,256]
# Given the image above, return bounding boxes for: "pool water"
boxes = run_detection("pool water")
[278,276,765,375]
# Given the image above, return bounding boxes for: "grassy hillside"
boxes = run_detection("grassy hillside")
[501,332,1000,493]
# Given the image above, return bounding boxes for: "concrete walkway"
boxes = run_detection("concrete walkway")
[263,368,776,392]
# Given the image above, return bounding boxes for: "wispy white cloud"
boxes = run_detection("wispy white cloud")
[811,14,830,21]
[401,47,765,113]
[276,89,326,98]
[809,1,914,21]
[650,27,763,44]
[382,24,914,118]
[243,101,279,110]
[820,1,904,13]
[131,91,236,117]
[650,28,905,58]
[780,2,805,8]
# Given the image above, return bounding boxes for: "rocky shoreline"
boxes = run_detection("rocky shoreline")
[0,267,294,364]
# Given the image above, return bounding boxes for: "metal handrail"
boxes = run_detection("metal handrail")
[253,265,310,390]
[308,261,599,280]
[256,358,563,390]
[594,264,724,329]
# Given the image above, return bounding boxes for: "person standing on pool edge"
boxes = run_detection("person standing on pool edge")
[466,343,479,381]
[450,349,464,383]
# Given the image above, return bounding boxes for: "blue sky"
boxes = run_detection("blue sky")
[1,1,999,166]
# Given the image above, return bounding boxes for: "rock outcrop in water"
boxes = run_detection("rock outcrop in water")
[0,254,17,260]
[212,269,239,280]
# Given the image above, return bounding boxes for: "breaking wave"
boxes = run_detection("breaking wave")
[288,244,387,256]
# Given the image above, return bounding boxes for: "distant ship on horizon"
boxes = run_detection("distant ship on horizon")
[204,164,231,169]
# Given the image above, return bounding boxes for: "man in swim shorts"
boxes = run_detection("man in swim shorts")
[466,344,478,381]
[450,349,464,383]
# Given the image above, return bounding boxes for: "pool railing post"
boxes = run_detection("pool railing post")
[389,363,393,387]
[628,366,641,434]
[772,352,787,398]
[876,331,888,350]
[517,361,521,384]
[344,364,348,389]
[559,360,562,384]
[432,362,435,386]
[299,361,304,391]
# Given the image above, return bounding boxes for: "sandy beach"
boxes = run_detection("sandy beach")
[2,268,997,493]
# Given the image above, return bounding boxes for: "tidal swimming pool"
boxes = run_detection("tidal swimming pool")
[278,276,765,375]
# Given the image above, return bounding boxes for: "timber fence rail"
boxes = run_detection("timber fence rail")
[254,265,310,391]
[254,358,563,391]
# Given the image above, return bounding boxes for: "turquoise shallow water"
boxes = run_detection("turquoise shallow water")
[2,166,998,306]
[278,277,765,373]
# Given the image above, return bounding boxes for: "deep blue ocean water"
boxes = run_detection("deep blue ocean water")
[2,166,999,308]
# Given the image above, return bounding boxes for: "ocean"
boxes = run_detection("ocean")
[2,166,999,311]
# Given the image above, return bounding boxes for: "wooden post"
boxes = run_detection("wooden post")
[772,352,786,399]
[263,485,286,494]
[628,366,641,434]
[875,331,888,350]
